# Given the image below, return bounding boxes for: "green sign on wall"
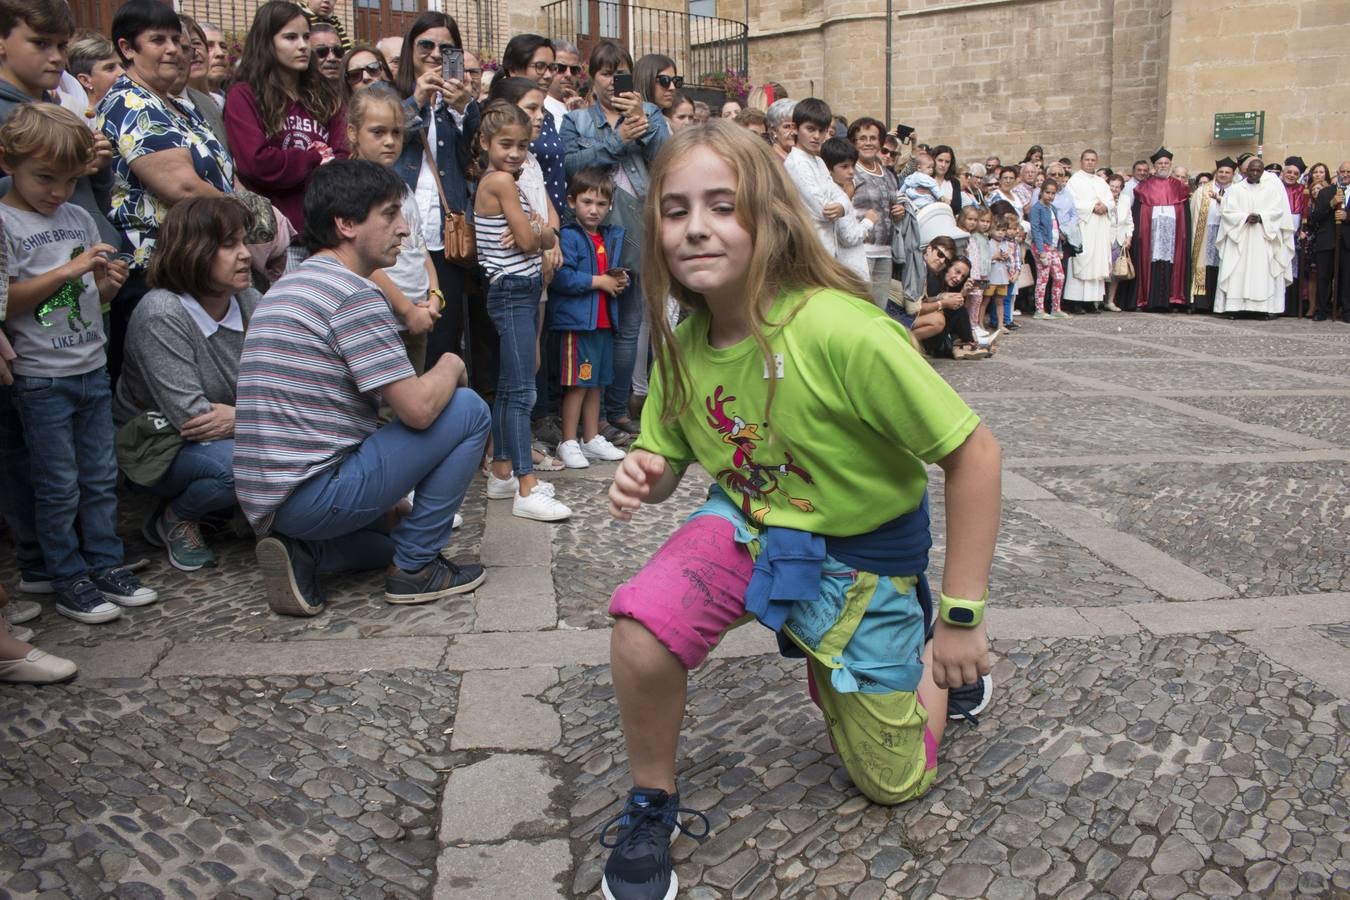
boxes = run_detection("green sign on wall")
[1213,111,1263,141]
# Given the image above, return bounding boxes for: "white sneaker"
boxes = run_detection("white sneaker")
[4,599,41,625]
[512,484,572,522]
[18,577,53,595]
[486,471,519,499]
[1012,309,1022,317]
[581,434,626,462]
[556,439,590,469]
[453,513,463,529]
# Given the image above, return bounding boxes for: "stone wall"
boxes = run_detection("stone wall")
[742,0,1169,169]
[1163,0,1350,171]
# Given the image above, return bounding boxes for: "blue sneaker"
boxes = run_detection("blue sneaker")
[55,578,122,624]
[93,568,159,607]
[947,673,995,724]
[599,788,709,900]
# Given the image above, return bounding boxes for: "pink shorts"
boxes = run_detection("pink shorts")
[610,514,751,671]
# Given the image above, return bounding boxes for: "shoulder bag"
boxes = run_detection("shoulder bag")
[421,129,475,265]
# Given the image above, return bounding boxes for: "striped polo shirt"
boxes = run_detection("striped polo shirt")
[233,255,415,533]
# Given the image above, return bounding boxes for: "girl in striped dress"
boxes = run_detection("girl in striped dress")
[473,101,570,522]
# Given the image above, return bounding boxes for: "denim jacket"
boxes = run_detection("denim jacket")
[1030,201,1061,255]
[393,98,481,218]
[561,100,668,238]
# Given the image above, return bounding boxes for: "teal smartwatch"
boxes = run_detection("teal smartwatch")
[939,590,987,628]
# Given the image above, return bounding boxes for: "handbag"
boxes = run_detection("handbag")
[230,188,278,244]
[421,129,475,265]
[1112,250,1135,280]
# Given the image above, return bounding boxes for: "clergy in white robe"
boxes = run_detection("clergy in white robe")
[1063,151,1115,306]
[1213,159,1295,315]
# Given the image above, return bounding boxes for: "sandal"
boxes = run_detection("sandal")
[532,446,565,472]
[952,343,989,360]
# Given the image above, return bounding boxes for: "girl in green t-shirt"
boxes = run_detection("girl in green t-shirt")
[596,120,1003,900]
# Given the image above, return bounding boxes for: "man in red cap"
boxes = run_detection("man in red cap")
[1131,147,1193,311]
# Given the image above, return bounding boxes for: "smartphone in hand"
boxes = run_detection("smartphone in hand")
[612,72,634,96]
[442,46,464,82]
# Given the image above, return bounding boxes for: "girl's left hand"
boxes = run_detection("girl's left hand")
[932,619,990,690]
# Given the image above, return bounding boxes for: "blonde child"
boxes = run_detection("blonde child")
[346,83,440,374]
[474,101,569,522]
[598,121,1000,900]
[989,213,1021,330]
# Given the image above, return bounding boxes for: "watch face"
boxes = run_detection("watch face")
[948,606,975,624]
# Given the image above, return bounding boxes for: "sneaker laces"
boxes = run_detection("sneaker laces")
[598,798,711,853]
[167,519,207,550]
[98,568,141,594]
[947,681,985,727]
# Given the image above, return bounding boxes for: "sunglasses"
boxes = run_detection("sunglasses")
[346,60,383,83]
[933,248,953,264]
[555,63,582,76]
[879,147,895,156]
[415,38,456,55]
[655,74,684,89]
[313,45,341,60]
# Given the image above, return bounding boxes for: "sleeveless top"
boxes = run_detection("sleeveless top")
[475,181,543,280]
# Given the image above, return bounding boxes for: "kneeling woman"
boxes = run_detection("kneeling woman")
[113,198,259,571]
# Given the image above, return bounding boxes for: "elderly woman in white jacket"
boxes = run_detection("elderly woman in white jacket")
[1105,171,1135,311]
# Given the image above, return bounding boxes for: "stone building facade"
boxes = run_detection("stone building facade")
[153,0,1345,171]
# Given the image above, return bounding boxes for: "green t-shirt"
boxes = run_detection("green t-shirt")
[635,287,980,536]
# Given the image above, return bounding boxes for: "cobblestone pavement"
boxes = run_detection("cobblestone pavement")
[3,312,1349,899]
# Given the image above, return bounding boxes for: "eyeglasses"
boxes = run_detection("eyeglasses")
[655,74,684,89]
[465,67,481,76]
[527,60,555,74]
[415,38,456,56]
[346,61,383,83]
[555,63,582,76]
[879,148,895,157]
[313,45,341,60]
[932,248,953,264]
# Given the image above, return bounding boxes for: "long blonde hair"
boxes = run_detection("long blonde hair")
[642,120,869,419]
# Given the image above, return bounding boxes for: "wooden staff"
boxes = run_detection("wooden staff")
[1336,185,1345,319]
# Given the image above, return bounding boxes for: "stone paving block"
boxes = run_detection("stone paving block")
[473,565,557,632]
[480,507,553,567]
[1018,499,1235,601]
[434,840,569,899]
[452,666,560,750]
[50,638,168,679]
[1001,471,1056,501]
[447,629,610,670]
[1126,593,1350,636]
[993,607,1099,641]
[441,754,565,843]
[153,636,449,676]
[1235,627,1350,698]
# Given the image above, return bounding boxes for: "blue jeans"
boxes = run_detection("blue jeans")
[486,273,541,478]
[605,273,644,423]
[11,369,122,585]
[0,386,47,580]
[150,439,237,521]
[271,388,490,574]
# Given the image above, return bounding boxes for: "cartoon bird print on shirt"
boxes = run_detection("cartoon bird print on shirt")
[36,248,92,332]
[704,385,814,524]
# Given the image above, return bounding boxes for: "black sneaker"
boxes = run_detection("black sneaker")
[256,536,326,617]
[93,567,159,607]
[947,673,994,724]
[55,577,122,624]
[599,788,709,900]
[385,556,485,605]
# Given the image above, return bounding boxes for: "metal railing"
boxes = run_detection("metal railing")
[541,0,748,87]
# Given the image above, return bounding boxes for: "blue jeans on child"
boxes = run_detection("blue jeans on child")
[486,273,542,478]
[10,369,123,587]
[271,388,490,574]
[151,439,237,521]
[604,274,644,424]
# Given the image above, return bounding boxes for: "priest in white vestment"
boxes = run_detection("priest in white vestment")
[1214,157,1294,315]
[1063,150,1115,309]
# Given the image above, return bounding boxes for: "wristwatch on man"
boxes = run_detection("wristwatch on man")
[939,590,987,628]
